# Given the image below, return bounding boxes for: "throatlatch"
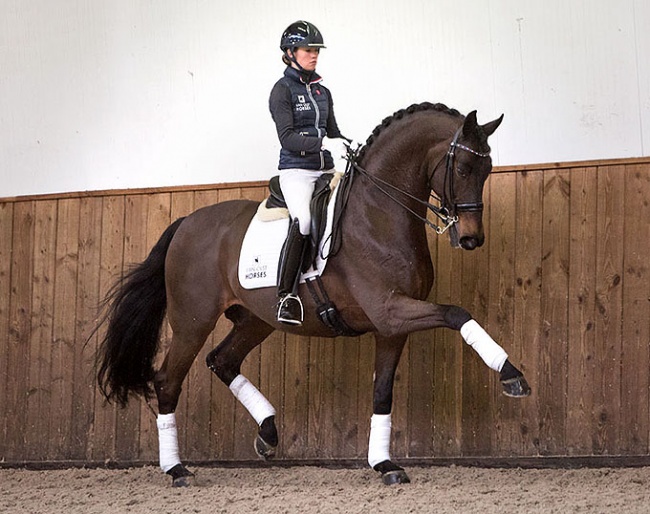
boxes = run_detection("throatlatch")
[277,218,308,325]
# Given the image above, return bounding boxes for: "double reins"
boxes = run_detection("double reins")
[344,127,491,235]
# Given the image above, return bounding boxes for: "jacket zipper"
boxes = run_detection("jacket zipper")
[306,83,324,169]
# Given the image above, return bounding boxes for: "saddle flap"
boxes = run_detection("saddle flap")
[266,176,285,209]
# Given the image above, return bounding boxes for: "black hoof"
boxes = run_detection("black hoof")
[373,460,411,485]
[499,360,531,398]
[254,434,277,459]
[382,469,411,485]
[255,416,278,460]
[166,463,195,487]
[501,375,531,397]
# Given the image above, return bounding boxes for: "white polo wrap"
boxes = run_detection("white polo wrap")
[157,413,181,472]
[368,413,392,468]
[460,319,508,372]
[229,374,276,425]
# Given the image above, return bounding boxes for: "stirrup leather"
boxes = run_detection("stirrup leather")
[277,293,304,325]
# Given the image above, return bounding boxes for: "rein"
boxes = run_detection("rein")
[345,127,491,235]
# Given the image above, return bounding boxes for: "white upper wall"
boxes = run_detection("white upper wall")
[1,0,648,197]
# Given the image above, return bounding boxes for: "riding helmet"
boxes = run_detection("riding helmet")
[280,20,325,50]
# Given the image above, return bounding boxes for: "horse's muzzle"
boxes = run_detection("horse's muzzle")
[459,235,483,250]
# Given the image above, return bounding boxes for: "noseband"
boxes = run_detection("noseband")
[346,127,491,235]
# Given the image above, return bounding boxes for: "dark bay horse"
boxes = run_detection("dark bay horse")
[96,102,530,487]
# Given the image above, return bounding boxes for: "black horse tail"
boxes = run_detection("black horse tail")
[96,217,186,407]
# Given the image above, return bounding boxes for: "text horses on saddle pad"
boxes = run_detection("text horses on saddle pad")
[96,102,531,487]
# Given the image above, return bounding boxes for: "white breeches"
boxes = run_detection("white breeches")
[279,168,334,235]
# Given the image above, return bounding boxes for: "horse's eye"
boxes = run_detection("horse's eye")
[456,166,469,177]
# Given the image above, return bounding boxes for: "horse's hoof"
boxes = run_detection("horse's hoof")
[167,463,196,487]
[254,434,277,460]
[381,469,411,485]
[501,375,531,398]
[373,460,411,485]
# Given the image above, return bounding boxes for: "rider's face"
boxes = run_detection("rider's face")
[291,47,319,71]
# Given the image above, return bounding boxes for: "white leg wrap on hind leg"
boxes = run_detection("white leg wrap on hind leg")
[157,413,181,473]
[229,374,276,425]
[460,319,508,372]
[368,414,392,468]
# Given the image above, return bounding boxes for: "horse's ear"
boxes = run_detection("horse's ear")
[482,114,504,137]
[462,110,478,136]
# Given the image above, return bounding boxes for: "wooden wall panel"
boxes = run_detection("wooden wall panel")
[566,167,598,455]
[1,158,650,466]
[620,164,650,454]
[6,201,35,461]
[0,203,14,456]
[50,198,81,459]
[72,196,103,460]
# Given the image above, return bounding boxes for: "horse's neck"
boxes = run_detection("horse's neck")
[361,115,456,197]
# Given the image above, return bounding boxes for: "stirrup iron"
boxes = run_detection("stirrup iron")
[277,293,304,325]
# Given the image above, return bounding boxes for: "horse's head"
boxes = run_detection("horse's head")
[431,111,503,250]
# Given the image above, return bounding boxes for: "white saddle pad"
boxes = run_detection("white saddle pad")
[238,183,340,290]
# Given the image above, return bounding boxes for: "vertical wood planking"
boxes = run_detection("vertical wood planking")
[486,172,521,455]
[566,168,598,454]
[307,336,336,458]
[2,160,650,464]
[404,225,436,458]
[0,202,14,456]
[460,211,493,456]
[73,196,103,460]
[25,200,56,460]
[282,333,310,459]
[137,193,172,462]
[432,233,463,456]
[6,201,35,460]
[205,188,237,460]
[90,195,125,462]
[593,165,624,454]
[259,330,286,455]
[620,164,650,454]
[538,169,571,454]
[331,336,361,458]
[113,195,148,461]
[49,198,81,459]
[513,171,544,456]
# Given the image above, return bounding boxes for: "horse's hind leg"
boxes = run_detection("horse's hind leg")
[205,305,278,458]
[154,321,216,487]
[369,334,411,485]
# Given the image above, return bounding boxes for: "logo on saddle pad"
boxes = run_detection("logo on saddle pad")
[242,255,268,281]
[238,176,342,290]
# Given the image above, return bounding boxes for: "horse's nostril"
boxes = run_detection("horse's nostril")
[460,237,479,250]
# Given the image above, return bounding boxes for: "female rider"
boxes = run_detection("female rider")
[269,20,347,325]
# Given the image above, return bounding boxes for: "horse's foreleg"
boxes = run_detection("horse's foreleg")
[369,334,410,485]
[205,305,278,458]
[381,295,531,397]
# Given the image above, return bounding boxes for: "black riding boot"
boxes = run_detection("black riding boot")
[277,219,308,325]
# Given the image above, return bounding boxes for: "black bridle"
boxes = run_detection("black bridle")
[440,127,491,216]
[344,127,491,235]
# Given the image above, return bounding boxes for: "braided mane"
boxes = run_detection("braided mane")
[357,102,462,162]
